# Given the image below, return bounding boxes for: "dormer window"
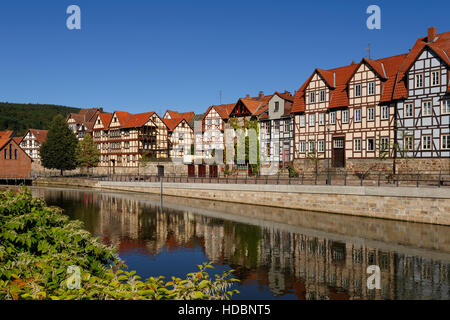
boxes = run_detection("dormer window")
[309,92,316,103]
[368,81,375,95]
[319,90,326,102]
[354,84,362,97]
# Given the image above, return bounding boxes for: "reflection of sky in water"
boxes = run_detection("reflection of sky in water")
[34,187,450,300]
[119,247,298,300]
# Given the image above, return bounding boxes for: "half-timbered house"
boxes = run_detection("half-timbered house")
[92,111,169,172]
[67,108,103,140]
[291,53,406,173]
[18,129,48,164]
[394,27,450,172]
[201,103,234,158]
[258,92,294,167]
[164,115,195,161]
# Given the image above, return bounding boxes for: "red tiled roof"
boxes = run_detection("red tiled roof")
[292,52,408,112]
[0,137,11,150]
[165,110,195,123]
[204,103,235,120]
[377,54,408,102]
[122,112,155,129]
[27,129,48,144]
[316,69,335,88]
[98,113,113,129]
[13,137,23,144]
[111,111,132,126]
[291,73,315,113]
[0,130,14,139]
[393,30,450,100]
[162,117,184,131]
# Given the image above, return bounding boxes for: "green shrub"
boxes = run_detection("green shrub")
[0,188,239,300]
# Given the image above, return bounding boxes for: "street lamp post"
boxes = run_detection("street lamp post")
[327,127,330,185]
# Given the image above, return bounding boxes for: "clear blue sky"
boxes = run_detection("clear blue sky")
[0,0,448,115]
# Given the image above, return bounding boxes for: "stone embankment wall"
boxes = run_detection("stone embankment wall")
[33,178,450,226]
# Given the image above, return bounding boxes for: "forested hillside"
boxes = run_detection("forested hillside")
[0,102,80,136]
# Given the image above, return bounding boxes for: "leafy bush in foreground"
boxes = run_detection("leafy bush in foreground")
[0,188,239,300]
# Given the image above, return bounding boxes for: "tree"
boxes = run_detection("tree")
[75,133,100,174]
[40,114,78,176]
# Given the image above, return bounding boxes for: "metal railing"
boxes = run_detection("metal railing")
[76,171,450,188]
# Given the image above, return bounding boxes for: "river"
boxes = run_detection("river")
[29,186,450,300]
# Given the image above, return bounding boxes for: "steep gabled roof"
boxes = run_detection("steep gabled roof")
[0,130,14,139]
[393,30,450,100]
[27,129,48,144]
[13,137,23,144]
[163,117,185,131]
[316,69,336,88]
[121,112,155,129]
[164,110,195,122]
[109,111,132,127]
[235,94,272,116]
[97,113,113,129]
[203,103,235,121]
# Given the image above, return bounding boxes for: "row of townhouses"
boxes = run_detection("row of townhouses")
[57,27,448,175]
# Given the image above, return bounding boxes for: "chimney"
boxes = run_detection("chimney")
[258,91,264,98]
[246,94,250,98]
[427,27,437,42]
[284,90,291,95]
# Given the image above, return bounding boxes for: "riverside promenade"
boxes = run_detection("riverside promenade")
[33,176,450,226]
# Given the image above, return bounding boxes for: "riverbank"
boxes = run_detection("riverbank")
[33,177,450,226]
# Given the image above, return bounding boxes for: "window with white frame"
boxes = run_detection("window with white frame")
[415,74,423,88]
[354,109,361,122]
[284,119,289,132]
[422,101,432,116]
[355,84,362,97]
[274,101,279,112]
[342,110,349,123]
[405,103,414,118]
[318,113,325,125]
[309,114,316,126]
[329,112,336,124]
[299,115,306,127]
[318,140,324,152]
[404,136,414,151]
[422,135,432,150]
[442,135,450,150]
[367,138,375,152]
[309,141,316,153]
[353,138,361,152]
[368,81,375,95]
[380,137,389,152]
[309,91,316,103]
[431,71,440,86]
[299,141,306,153]
[442,100,450,114]
[381,105,389,120]
[319,90,326,102]
[367,107,375,121]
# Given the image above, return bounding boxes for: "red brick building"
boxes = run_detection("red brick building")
[0,131,32,178]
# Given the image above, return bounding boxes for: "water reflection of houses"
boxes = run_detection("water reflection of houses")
[38,189,450,300]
